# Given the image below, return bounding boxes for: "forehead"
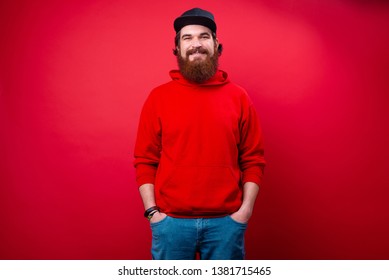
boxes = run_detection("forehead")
[180,25,212,36]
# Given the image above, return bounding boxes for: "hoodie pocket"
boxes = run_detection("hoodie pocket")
[159,165,241,214]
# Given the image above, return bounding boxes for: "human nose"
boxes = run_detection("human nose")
[191,38,202,48]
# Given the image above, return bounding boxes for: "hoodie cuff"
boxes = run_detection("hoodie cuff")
[242,166,264,187]
[135,164,157,186]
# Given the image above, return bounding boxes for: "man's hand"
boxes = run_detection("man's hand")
[230,181,260,224]
[150,212,167,223]
[230,207,252,224]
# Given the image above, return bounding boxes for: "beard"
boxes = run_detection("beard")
[177,46,219,84]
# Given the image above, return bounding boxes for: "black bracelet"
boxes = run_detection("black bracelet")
[146,209,159,221]
[144,206,160,218]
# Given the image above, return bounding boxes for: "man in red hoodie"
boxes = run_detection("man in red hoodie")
[134,7,266,260]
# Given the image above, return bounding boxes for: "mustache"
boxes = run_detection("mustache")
[186,47,209,56]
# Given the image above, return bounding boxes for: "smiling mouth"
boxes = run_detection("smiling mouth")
[189,50,207,57]
[190,52,205,56]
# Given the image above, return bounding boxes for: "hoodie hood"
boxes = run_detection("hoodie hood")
[169,69,230,87]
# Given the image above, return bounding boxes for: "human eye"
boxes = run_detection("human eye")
[200,33,211,39]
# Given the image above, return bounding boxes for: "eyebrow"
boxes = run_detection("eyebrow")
[181,32,212,39]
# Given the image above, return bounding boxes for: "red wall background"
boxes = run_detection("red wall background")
[1,0,388,259]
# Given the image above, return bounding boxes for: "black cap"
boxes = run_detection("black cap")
[174,8,217,34]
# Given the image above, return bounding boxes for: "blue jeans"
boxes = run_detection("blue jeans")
[150,215,247,260]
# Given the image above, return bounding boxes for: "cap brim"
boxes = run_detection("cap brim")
[174,16,217,33]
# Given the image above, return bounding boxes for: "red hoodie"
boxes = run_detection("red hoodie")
[134,70,265,217]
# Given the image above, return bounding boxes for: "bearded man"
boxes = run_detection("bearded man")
[134,7,266,260]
